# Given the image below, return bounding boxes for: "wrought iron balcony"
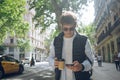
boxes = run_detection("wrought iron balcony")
[96,12,107,32]
[109,0,120,11]
[97,30,110,44]
[97,17,120,44]
[109,17,120,33]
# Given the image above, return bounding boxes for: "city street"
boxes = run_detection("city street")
[0,0,120,80]
[2,62,54,80]
[2,62,120,80]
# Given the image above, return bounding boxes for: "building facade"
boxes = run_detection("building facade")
[94,0,120,62]
[1,2,46,61]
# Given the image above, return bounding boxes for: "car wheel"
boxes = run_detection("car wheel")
[19,66,24,74]
[0,70,4,79]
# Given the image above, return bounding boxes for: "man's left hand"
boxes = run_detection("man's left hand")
[66,61,83,72]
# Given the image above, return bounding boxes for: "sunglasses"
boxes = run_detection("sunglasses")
[63,27,75,31]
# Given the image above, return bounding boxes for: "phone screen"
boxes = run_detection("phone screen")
[66,64,74,66]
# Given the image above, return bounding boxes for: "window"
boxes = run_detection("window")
[10,38,14,43]
[114,13,118,21]
[105,26,107,32]
[9,47,14,52]
[108,22,111,30]
[19,54,25,60]
[5,56,16,62]
[102,31,105,35]
[0,46,4,55]
[1,56,14,62]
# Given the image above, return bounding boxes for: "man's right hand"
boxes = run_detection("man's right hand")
[54,58,59,68]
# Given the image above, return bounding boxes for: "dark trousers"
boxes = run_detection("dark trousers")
[98,60,102,67]
[115,61,120,70]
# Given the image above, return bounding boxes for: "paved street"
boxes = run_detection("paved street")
[92,62,120,80]
[2,62,54,80]
[1,62,120,80]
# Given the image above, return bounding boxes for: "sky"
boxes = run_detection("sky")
[80,1,95,25]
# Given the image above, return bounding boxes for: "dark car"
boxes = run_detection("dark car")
[0,55,24,78]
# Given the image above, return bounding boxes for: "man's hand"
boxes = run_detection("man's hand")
[54,58,59,68]
[66,61,83,72]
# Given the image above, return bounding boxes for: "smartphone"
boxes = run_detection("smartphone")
[66,64,74,66]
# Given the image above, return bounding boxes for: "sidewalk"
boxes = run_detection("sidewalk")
[24,62,120,80]
[24,62,49,68]
[92,62,120,80]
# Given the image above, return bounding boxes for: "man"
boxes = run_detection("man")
[49,11,94,80]
[113,52,119,71]
[97,53,102,67]
[118,51,120,59]
[118,50,120,70]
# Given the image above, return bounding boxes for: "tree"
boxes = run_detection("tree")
[29,0,90,31]
[44,37,51,56]
[0,0,29,44]
[17,38,32,52]
[78,23,95,46]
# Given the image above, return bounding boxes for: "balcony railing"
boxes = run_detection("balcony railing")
[97,17,120,44]
[96,12,107,32]
[109,17,120,33]
[97,30,110,44]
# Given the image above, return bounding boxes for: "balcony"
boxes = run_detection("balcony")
[96,17,105,32]
[97,17,120,44]
[109,0,120,4]
[109,0,120,11]
[109,17,120,33]
[97,30,110,44]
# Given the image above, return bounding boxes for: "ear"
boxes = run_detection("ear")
[60,24,63,30]
[74,22,77,28]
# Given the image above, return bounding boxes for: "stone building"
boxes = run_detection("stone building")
[94,0,120,62]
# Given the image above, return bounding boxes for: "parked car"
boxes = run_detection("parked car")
[21,57,30,65]
[0,55,24,78]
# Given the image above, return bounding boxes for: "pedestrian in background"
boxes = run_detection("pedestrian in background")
[113,52,119,71]
[30,54,35,67]
[118,51,120,70]
[97,53,102,67]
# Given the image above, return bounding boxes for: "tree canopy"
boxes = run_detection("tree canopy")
[78,24,95,46]
[0,0,29,44]
[29,0,90,31]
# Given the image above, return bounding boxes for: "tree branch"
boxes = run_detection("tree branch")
[60,0,70,10]
[0,20,9,31]
[51,0,62,12]
[50,0,62,30]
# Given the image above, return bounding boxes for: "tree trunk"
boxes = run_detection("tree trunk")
[56,10,62,31]
[51,0,62,31]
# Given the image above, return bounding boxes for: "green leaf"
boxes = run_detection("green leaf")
[29,0,89,31]
[0,0,29,44]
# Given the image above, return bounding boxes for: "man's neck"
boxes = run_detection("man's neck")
[64,32,74,38]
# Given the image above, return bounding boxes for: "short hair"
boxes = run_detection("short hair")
[60,11,77,25]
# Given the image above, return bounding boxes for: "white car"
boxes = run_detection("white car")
[21,57,30,65]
